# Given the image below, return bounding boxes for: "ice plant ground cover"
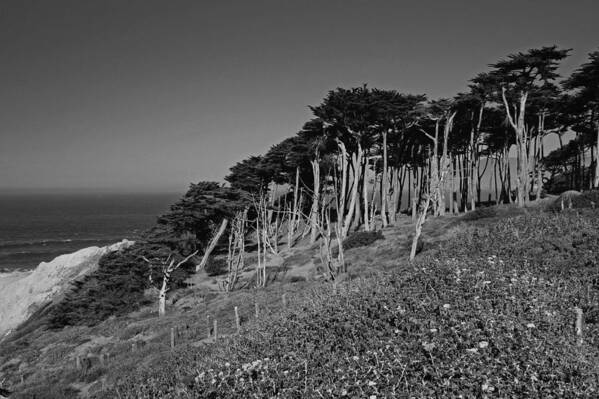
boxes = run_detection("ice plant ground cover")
[94,208,599,398]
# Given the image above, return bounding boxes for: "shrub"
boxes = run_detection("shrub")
[460,205,497,221]
[287,276,307,283]
[342,230,384,250]
[205,257,228,277]
[572,190,599,209]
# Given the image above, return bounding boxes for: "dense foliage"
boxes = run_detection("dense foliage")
[99,210,599,398]
[44,182,249,328]
[342,230,384,250]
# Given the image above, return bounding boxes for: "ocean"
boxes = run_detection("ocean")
[0,192,179,272]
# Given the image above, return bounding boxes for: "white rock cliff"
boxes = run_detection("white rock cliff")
[0,240,134,338]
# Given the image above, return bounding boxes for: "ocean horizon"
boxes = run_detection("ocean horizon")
[0,192,180,272]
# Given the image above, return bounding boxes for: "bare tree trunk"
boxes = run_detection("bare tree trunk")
[595,123,599,188]
[221,209,247,292]
[144,250,198,317]
[363,157,371,231]
[410,196,430,261]
[468,127,476,212]
[342,144,363,238]
[287,167,300,250]
[310,157,320,244]
[407,167,412,217]
[337,140,348,220]
[502,88,529,207]
[493,156,499,204]
[381,130,389,226]
[449,153,455,214]
[158,279,167,317]
[196,219,228,272]
[536,126,544,200]
[477,155,490,204]
[255,218,266,288]
[439,112,456,216]
[412,167,418,221]
[389,166,401,222]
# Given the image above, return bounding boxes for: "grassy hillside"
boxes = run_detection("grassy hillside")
[1,204,598,398]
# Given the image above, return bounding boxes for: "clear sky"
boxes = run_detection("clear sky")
[1,0,597,193]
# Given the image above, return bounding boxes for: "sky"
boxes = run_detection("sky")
[0,0,598,194]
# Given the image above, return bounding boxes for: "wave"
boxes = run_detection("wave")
[0,237,127,249]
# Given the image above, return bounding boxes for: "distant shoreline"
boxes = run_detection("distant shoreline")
[0,192,178,272]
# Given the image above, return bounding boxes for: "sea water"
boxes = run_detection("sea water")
[0,192,178,272]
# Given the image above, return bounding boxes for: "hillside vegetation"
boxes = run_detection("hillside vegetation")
[94,208,598,398]
[2,203,595,398]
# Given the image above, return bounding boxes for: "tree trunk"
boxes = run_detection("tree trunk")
[595,122,599,189]
[287,167,300,250]
[310,158,320,244]
[411,167,418,221]
[342,143,362,238]
[363,158,370,231]
[158,277,168,317]
[196,218,228,272]
[439,113,456,216]
[468,128,476,211]
[536,128,544,200]
[381,130,389,227]
[410,196,430,261]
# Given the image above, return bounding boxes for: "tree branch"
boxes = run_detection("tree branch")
[419,129,436,142]
[501,87,518,130]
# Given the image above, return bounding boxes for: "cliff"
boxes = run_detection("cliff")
[0,240,134,338]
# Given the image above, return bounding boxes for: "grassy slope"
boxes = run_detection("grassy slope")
[1,204,598,398]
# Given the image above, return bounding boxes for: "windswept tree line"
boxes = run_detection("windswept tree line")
[49,46,599,325]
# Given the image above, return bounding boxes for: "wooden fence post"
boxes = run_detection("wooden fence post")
[255,301,259,318]
[575,307,583,345]
[213,319,218,341]
[76,356,81,370]
[282,293,287,308]
[207,315,211,338]
[170,327,175,349]
[234,306,240,333]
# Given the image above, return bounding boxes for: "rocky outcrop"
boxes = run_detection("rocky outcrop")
[0,240,134,338]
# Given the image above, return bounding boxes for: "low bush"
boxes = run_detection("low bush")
[460,205,497,221]
[342,230,384,250]
[205,257,228,277]
[572,190,599,209]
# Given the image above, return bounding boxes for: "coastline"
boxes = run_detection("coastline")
[0,240,134,338]
[0,270,32,293]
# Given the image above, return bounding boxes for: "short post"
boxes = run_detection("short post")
[255,301,259,318]
[207,315,211,338]
[282,293,287,308]
[575,307,583,345]
[234,306,240,333]
[170,327,175,349]
[76,356,81,370]
[213,319,218,341]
